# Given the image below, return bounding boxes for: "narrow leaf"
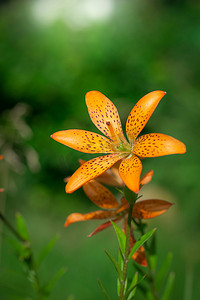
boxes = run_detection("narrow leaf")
[16,213,29,241]
[161,272,175,300]
[105,250,122,280]
[127,272,138,300]
[36,235,59,267]
[132,261,147,277]
[98,279,111,300]
[126,274,146,300]
[45,267,66,293]
[111,221,126,253]
[155,252,172,290]
[148,232,157,271]
[129,228,156,260]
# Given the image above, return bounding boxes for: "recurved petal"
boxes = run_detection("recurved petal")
[126,91,166,142]
[88,218,121,237]
[64,210,115,227]
[140,170,154,188]
[133,133,186,157]
[130,233,147,267]
[85,91,126,142]
[51,129,114,153]
[66,154,125,193]
[83,180,120,209]
[132,199,173,219]
[119,155,142,194]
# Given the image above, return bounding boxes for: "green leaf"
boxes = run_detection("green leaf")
[155,252,172,290]
[132,261,147,278]
[45,267,66,293]
[128,228,156,260]
[124,186,137,205]
[7,237,24,255]
[36,235,59,268]
[127,272,138,300]
[161,272,175,300]
[16,213,29,241]
[111,221,126,253]
[148,232,157,271]
[117,249,124,296]
[147,291,155,300]
[105,250,122,280]
[98,279,111,300]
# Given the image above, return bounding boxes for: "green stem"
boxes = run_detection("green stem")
[0,212,44,299]
[119,202,134,300]
[138,220,158,300]
[0,212,26,243]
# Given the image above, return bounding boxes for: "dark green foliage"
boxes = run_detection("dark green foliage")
[0,0,199,299]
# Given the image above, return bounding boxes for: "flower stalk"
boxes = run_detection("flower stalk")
[119,201,134,299]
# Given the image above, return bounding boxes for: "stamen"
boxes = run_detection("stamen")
[106,121,121,144]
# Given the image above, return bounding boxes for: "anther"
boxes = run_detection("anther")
[106,121,121,144]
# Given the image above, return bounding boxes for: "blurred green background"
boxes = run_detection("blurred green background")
[0,0,200,299]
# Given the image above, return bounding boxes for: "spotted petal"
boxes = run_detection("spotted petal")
[83,180,120,209]
[133,133,186,157]
[66,154,125,193]
[51,129,114,153]
[132,199,173,219]
[64,210,115,227]
[126,91,166,142]
[85,91,126,143]
[119,155,142,194]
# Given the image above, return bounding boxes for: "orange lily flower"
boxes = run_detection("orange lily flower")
[51,91,186,193]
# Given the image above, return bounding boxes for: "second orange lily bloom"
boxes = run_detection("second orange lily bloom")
[51,91,186,193]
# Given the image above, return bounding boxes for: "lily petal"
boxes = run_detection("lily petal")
[51,129,114,153]
[132,199,173,219]
[119,155,142,194]
[85,91,126,143]
[83,180,120,209]
[133,133,186,157]
[66,154,125,193]
[64,210,115,227]
[140,170,154,188]
[130,233,147,267]
[126,91,166,142]
[88,218,121,237]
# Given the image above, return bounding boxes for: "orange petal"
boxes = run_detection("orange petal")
[132,199,173,219]
[83,180,120,209]
[51,129,114,153]
[133,133,186,157]
[85,91,126,143]
[126,91,166,142]
[70,159,124,187]
[119,155,142,194]
[88,218,121,237]
[131,245,147,267]
[0,155,3,160]
[0,188,4,192]
[64,210,115,227]
[140,170,154,188]
[66,154,125,193]
[96,162,124,187]
[130,232,147,267]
